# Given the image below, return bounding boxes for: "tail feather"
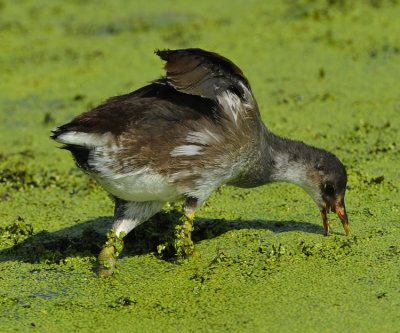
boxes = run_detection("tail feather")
[51,126,95,171]
[61,144,91,170]
[50,126,64,141]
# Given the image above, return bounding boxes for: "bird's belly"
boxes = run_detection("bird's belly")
[92,168,180,202]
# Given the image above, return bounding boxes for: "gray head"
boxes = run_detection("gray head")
[270,136,349,235]
[304,149,349,235]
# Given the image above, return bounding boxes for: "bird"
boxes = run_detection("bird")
[51,48,349,276]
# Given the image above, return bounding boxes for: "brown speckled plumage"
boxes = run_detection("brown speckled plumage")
[51,48,349,275]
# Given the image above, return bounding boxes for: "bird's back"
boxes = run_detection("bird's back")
[51,49,262,203]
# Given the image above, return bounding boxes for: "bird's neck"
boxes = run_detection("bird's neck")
[268,133,309,184]
[265,130,321,202]
[232,126,318,196]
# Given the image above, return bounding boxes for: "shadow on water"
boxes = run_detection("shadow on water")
[0,213,323,265]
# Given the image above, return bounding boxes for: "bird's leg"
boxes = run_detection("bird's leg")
[178,211,196,258]
[98,199,164,277]
[98,198,127,277]
[98,229,125,277]
[177,197,200,258]
[320,206,330,236]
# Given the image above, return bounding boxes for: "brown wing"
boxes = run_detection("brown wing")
[156,48,252,101]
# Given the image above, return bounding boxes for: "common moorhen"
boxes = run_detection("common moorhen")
[52,48,349,276]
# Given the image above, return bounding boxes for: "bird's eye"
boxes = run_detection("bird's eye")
[324,183,335,196]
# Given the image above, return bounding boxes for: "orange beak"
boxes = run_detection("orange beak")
[320,199,350,236]
[335,202,350,235]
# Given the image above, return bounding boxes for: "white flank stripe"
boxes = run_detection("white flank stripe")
[186,130,221,145]
[170,145,203,157]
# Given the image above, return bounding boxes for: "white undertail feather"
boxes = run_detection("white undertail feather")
[54,130,114,147]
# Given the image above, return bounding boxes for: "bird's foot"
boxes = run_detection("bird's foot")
[176,212,200,259]
[98,230,125,277]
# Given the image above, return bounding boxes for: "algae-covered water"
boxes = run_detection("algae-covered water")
[1,1,400,332]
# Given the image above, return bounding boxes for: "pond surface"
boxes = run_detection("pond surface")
[1,1,399,332]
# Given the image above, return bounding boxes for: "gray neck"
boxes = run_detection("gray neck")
[268,140,320,201]
[231,126,319,200]
[266,130,322,205]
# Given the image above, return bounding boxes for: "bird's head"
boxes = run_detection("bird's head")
[306,152,349,236]
[269,139,350,236]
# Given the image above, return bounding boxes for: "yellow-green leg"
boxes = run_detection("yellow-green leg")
[98,200,164,276]
[98,230,125,277]
[176,211,200,258]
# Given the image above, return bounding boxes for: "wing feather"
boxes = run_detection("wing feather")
[156,48,252,101]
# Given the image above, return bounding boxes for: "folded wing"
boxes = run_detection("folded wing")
[156,48,255,106]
